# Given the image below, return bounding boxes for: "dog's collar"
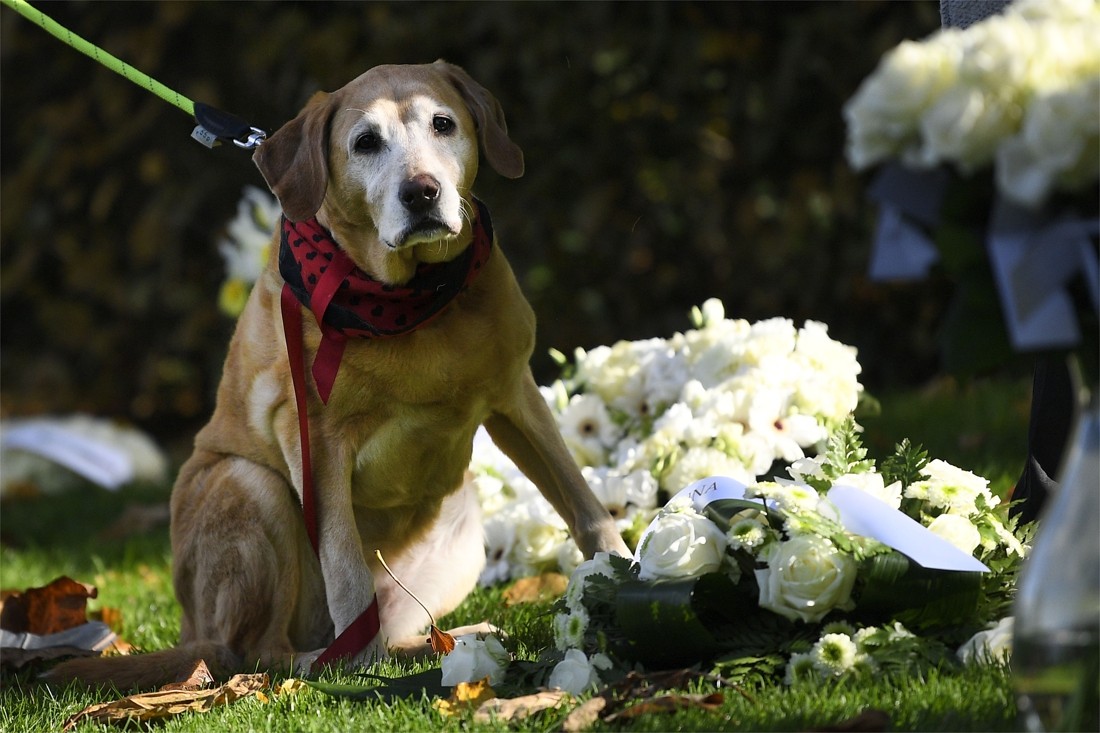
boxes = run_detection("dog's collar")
[278,198,494,403]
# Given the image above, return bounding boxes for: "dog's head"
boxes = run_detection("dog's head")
[254,61,523,283]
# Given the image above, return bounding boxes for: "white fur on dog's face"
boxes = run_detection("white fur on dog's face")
[334,93,478,255]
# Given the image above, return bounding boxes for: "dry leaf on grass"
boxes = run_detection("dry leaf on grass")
[562,695,608,732]
[473,689,572,724]
[62,672,269,730]
[433,677,496,717]
[0,576,96,635]
[561,668,740,731]
[157,659,215,692]
[502,573,569,606]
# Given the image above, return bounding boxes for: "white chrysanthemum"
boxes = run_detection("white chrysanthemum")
[784,652,818,685]
[747,481,820,515]
[726,517,769,553]
[811,633,860,677]
[553,605,590,651]
[906,459,995,515]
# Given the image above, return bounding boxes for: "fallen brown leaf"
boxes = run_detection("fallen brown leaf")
[473,689,572,724]
[562,695,608,732]
[502,573,569,606]
[158,659,214,692]
[62,672,269,731]
[0,577,96,635]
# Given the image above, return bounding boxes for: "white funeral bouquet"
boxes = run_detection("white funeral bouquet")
[844,0,1099,209]
[471,298,864,584]
[542,423,1029,690]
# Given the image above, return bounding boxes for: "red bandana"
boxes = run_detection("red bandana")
[279,199,493,403]
[277,198,493,669]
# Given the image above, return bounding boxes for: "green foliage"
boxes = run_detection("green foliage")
[821,416,877,480]
[881,438,931,489]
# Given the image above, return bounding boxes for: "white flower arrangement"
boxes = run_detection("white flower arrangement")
[472,299,863,585]
[844,0,1100,208]
[541,424,1030,686]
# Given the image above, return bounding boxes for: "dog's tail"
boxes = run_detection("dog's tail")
[43,642,242,691]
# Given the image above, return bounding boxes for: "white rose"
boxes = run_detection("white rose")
[440,634,510,686]
[843,36,960,169]
[919,84,1018,172]
[755,535,857,623]
[548,649,612,694]
[957,617,1014,665]
[637,507,727,581]
[927,513,982,556]
[996,78,1100,207]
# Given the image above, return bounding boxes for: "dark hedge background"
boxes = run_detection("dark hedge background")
[1,1,951,452]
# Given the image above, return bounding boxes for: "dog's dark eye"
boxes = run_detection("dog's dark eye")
[432,115,456,135]
[354,131,382,153]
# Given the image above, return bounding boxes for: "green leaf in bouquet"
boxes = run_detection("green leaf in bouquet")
[880,438,930,490]
[306,668,448,701]
[855,552,983,630]
[821,417,874,482]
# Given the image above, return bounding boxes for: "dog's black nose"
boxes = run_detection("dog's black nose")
[399,174,441,214]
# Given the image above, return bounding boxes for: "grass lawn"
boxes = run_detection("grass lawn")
[0,376,1031,731]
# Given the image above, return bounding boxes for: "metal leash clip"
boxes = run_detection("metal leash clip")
[233,127,267,150]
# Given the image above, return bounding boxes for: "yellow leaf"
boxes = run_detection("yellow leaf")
[276,678,308,696]
[433,677,496,717]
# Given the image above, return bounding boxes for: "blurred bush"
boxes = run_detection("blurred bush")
[1,1,945,448]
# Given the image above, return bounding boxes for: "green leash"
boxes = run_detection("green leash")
[2,0,266,149]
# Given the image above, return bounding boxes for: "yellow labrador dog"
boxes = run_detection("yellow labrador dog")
[50,61,628,689]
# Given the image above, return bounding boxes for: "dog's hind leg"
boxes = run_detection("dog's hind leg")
[171,453,331,676]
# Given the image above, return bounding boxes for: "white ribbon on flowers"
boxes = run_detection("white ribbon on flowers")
[635,476,989,573]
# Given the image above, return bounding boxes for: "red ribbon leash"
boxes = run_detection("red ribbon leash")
[281,282,381,669]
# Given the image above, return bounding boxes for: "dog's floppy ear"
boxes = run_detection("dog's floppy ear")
[433,61,524,179]
[253,91,333,222]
